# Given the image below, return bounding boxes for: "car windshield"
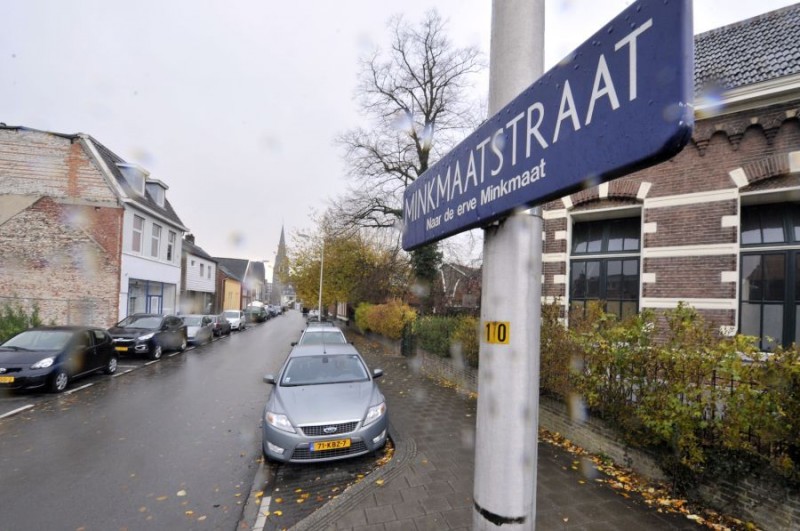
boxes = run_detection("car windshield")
[281,355,369,386]
[224,311,239,318]
[182,316,203,326]
[298,331,347,345]
[2,330,73,350]
[117,315,162,328]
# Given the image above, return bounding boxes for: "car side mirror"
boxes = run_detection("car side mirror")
[291,342,297,346]
[372,368,384,379]
[263,374,277,385]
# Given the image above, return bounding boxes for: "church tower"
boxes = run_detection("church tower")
[271,226,289,305]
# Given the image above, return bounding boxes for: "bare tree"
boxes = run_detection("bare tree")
[333,10,486,233]
[333,10,485,312]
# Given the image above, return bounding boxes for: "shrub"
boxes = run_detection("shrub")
[354,302,373,333]
[414,316,458,357]
[452,315,480,368]
[539,301,800,483]
[0,301,42,343]
[365,300,415,340]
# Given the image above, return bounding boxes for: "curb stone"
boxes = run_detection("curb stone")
[291,423,416,531]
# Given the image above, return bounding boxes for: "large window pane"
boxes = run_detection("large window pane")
[761,209,786,243]
[585,261,601,298]
[741,208,761,245]
[763,304,784,350]
[740,302,761,338]
[793,209,800,242]
[606,260,622,298]
[572,224,588,253]
[621,301,638,319]
[571,262,586,298]
[763,254,785,301]
[623,259,639,299]
[741,255,762,301]
[586,226,602,253]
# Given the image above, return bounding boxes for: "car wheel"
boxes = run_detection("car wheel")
[178,336,187,352]
[150,344,163,360]
[104,355,118,375]
[49,370,69,393]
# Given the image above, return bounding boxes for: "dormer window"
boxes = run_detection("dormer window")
[145,179,168,208]
[116,163,149,196]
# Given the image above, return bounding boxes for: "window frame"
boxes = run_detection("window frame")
[738,202,800,350]
[167,231,176,262]
[151,223,162,259]
[132,215,144,253]
[569,216,642,319]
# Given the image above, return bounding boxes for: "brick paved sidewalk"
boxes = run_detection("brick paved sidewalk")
[294,334,703,531]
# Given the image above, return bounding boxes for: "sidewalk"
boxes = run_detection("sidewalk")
[293,334,703,531]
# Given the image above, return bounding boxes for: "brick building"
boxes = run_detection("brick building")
[0,126,188,327]
[542,5,800,350]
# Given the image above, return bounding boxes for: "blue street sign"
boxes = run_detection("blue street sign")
[402,0,693,250]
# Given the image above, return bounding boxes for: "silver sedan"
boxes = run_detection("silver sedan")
[261,343,388,463]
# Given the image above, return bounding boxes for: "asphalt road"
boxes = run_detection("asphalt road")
[0,311,305,531]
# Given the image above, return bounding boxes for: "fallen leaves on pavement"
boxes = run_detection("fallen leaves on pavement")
[539,429,760,531]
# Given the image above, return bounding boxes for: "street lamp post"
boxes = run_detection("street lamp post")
[297,233,324,319]
[317,239,324,319]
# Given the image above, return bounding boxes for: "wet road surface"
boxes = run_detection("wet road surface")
[0,312,302,530]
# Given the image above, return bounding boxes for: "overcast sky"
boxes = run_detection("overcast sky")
[3,0,796,275]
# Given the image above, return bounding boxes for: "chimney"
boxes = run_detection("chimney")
[185,233,195,244]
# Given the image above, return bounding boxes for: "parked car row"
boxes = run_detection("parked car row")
[261,321,388,464]
[0,309,261,394]
[245,303,285,324]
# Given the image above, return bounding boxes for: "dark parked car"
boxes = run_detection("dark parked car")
[261,343,387,463]
[0,326,118,393]
[245,306,268,323]
[107,313,187,360]
[207,313,232,337]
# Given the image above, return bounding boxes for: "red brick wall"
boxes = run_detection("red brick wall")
[0,129,123,327]
[541,98,800,329]
[644,201,737,247]
[643,256,737,299]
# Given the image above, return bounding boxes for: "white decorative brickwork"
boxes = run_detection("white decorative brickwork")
[721,215,739,228]
[642,273,657,283]
[637,181,652,200]
[721,271,738,283]
[729,167,749,188]
[643,222,657,234]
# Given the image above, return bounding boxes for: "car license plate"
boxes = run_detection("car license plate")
[114,346,128,352]
[312,439,351,452]
[0,376,14,384]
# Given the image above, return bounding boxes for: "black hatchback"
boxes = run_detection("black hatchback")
[107,314,187,360]
[0,326,118,393]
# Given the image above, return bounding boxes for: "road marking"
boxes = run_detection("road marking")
[168,352,180,358]
[144,360,160,366]
[65,383,93,394]
[113,368,135,378]
[0,404,34,420]
[253,496,271,531]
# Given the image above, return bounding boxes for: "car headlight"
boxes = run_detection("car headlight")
[31,357,55,369]
[265,411,295,433]
[137,332,155,341]
[363,402,386,427]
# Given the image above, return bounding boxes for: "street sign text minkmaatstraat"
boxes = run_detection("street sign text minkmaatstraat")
[401,0,693,250]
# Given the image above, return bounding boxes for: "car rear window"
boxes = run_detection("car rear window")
[298,331,347,345]
[281,355,369,386]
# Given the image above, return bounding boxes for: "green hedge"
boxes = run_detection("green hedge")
[0,301,42,343]
[413,315,480,368]
[541,301,800,485]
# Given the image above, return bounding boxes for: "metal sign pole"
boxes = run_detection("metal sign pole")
[473,1,543,529]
